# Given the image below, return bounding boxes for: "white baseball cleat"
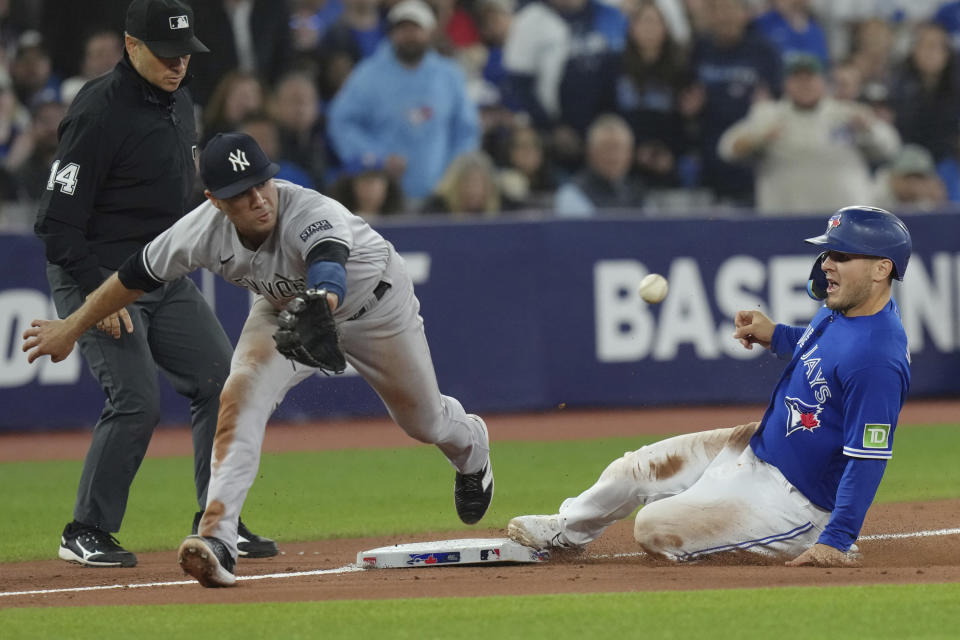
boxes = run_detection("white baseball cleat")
[178,535,236,588]
[507,515,583,550]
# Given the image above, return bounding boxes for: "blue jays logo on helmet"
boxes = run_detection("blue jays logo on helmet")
[784,397,823,436]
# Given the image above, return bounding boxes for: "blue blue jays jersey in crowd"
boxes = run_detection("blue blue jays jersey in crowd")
[751,300,910,512]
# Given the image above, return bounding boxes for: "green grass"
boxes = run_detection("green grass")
[1,423,958,563]
[2,584,960,639]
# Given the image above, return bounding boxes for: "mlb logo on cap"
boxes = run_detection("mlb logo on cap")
[125,0,209,58]
[201,133,280,199]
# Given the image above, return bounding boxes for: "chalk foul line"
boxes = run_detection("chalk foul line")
[1,564,363,598]
[2,527,958,598]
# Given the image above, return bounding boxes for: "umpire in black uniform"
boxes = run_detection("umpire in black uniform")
[35,0,275,567]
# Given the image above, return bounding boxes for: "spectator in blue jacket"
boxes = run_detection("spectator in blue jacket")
[752,0,830,68]
[687,0,782,206]
[327,0,480,202]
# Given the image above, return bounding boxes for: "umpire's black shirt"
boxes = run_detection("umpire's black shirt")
[35,53,199,294]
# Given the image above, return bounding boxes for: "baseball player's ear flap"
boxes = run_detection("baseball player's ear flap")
[807,252,828,301]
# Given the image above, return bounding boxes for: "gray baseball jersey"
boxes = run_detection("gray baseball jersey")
[137,179,389,319]
[120,177,492,562]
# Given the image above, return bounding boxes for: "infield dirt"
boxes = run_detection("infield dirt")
[2,400,958,609]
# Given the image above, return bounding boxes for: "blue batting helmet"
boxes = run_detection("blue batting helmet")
[804,206,912,300]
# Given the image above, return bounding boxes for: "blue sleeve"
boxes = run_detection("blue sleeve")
[307,261,346,302]
[840,365,905,460]
[770,324,805,359]
[817,457,886,551]
[306,240,349,302]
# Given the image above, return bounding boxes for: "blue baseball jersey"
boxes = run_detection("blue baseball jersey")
[751,300,910,547]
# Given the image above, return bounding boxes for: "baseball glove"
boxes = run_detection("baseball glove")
[273,289,346,374]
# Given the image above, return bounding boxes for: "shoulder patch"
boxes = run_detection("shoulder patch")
[862,424,891,449]
[299,220,333,242]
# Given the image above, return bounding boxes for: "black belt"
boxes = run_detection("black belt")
[347,281,391,321]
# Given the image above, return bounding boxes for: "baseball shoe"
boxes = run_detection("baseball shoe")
[455,462,494,524]
[507,515,583,550]
[58,521,137,567]
[178,535,236,588]
[192,512,279,558]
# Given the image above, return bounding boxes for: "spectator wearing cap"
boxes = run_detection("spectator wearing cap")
[889,22,960,201]
[328,154,405,219]
[33,0,275,569]
[872,143,947,212]
[187,0,294,106]
[327,0,480,202]
[718,52,900,215]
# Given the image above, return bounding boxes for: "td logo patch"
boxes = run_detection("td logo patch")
[863,424,890,449]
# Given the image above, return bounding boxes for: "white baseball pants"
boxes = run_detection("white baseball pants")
[558,423,832,560]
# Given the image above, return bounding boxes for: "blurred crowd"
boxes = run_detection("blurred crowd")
[2,0,960,231]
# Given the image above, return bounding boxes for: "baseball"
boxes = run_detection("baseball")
[638,273,668,304]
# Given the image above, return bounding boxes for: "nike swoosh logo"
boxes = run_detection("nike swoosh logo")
[220,255,234,265]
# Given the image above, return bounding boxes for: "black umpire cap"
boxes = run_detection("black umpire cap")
[201,133,281,199]
[125,0,209,58]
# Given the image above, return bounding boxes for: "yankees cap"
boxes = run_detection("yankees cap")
[125,0,209,58]
[200,132,280,199]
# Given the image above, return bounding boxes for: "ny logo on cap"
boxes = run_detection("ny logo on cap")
[169,15,189,30]
[229,149,250,172]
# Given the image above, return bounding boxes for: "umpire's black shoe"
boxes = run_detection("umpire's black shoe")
[178,535,236,588]
[454,461,494,525]
[192,512,279,558]
[58,521,138,567]
[237,519,279,558]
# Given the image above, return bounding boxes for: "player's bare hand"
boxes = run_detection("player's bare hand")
[732,310,774,350]
[785,543,861,568]
[95,308,134,338]
[21,319,77,363]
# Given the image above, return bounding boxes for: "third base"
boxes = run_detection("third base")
[357,537,549,569]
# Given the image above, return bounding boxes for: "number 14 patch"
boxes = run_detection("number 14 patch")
[863,424,891,448]
[46,160,80,195]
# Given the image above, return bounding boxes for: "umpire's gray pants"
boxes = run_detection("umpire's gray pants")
[47,264,232,533]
